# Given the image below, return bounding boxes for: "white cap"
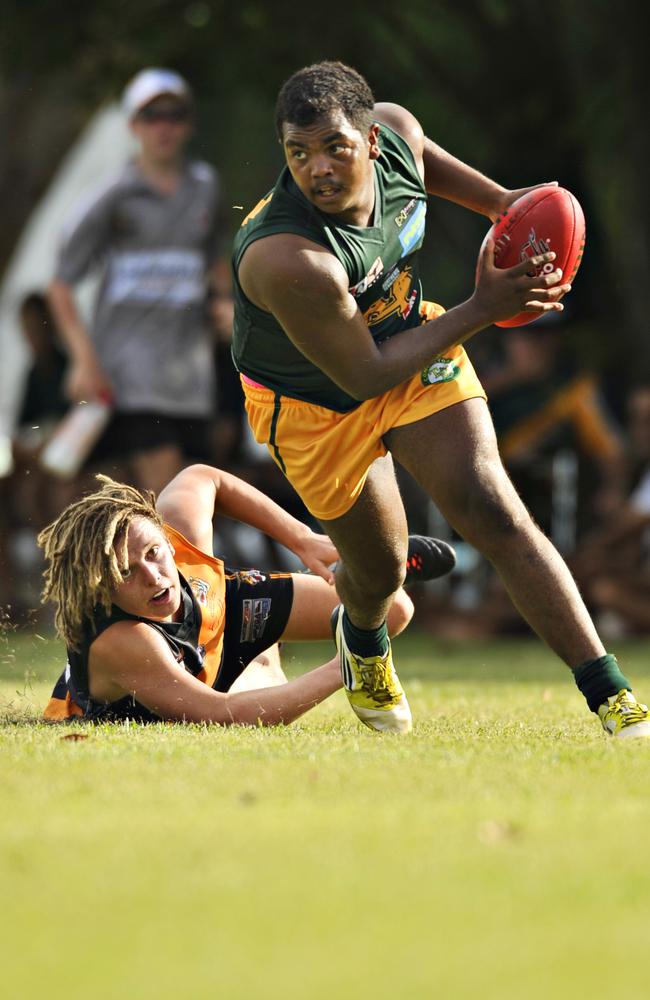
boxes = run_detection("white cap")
[122,68,192,119]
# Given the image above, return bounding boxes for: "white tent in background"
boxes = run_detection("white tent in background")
[0,103,133,475]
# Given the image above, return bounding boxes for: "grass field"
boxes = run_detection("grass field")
[2,627,650,999]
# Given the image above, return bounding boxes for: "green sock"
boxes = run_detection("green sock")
[342,610,389,658]
[572,654,632,713]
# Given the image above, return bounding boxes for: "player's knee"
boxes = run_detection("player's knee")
[378,547,407,594]
[443,459,528,542]
[463,490,532,553]
[387,589,414,636]
[342,547,406,600]
[255,646,281,669]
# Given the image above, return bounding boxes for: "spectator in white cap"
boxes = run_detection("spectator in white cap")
[48,68,231,495]
[122,68,192,119]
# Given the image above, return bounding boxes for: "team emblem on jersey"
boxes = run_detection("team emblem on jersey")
[188,576,210,606]
[363,266,417,327]
[421,357,460,385]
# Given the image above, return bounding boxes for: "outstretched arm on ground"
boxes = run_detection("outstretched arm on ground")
[156,463,339,583]
[88,620,341,725]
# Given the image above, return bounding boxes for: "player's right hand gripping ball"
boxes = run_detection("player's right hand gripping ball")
[485,185,586,328]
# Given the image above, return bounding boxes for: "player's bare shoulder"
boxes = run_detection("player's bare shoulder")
[373,102,425,180]
[239,233,350,313]
[88,620,178,700]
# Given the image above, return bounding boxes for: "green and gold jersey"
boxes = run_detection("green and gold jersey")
[232,123,427,412]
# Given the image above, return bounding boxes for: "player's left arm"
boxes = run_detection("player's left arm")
[374,101,556,222]
[156,464,338,583]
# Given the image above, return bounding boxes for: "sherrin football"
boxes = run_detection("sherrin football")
[486,185,586,328]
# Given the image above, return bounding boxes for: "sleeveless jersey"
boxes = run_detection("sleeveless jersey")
[232,123,427,412]
[43,524,227,722]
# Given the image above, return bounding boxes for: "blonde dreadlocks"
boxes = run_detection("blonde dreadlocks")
[38,475,164,651]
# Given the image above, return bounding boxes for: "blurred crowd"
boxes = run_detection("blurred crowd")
[0,68,313,624]
[1,68,649,640]
[417,323,650,642]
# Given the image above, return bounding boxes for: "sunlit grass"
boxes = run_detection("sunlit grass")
[2,630,650,999]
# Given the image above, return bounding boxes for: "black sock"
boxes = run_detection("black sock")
[342,610,389,658]
[572,654,632,713]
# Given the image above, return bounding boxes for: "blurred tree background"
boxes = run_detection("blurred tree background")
[1,0,647,406]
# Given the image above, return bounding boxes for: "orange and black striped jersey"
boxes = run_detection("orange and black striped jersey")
[44,524,227,722]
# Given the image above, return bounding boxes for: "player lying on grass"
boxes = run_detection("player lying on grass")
[38,462,453,726]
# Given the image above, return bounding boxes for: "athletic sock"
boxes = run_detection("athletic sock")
[342,609,389,659]
[573,654,632,713]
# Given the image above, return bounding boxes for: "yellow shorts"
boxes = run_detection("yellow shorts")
[242,305,486,521]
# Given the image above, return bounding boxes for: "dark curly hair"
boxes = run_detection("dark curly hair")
[275,61,375,138]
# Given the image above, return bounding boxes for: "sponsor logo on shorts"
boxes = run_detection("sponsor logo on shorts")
[240,597,272,643]
[421,357,460,385]
[188,576,210,606]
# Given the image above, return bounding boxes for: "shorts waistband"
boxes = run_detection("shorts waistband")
[241,373,266,390]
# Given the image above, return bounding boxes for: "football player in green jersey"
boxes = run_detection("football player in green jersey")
[232,61,649,738]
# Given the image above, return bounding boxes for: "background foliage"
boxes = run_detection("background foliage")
[1,0,647,386]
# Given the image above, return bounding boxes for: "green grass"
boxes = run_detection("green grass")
[2,629,650,999]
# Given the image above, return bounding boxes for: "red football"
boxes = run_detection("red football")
[485,185,586,328]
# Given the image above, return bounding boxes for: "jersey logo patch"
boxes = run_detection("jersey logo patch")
[350,256,384,297]
[188,576,210,606]
[398,201,426,254]
[363,266,417,327]
[241,598,272,643]
[394,198,417,228]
